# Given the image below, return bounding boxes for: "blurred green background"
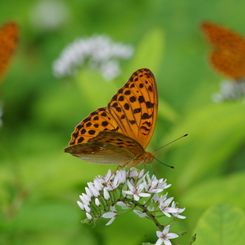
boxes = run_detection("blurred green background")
[1,0,245,245]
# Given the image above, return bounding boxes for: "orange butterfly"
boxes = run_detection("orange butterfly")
[64,68,158,168]
[0,21,18,82]
[201,22,245,81]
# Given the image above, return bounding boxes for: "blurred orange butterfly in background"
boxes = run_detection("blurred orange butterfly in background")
[0,21,19,83]
[64,68,158,168]
[201,22,245,82]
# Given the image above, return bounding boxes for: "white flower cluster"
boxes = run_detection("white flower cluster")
[30,0,69,30]
[77,168,185,245]
[53,35,134,81]
[212,80,245,102]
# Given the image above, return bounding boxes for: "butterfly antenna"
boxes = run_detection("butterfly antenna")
[152,133,188,153]
[153,157,174,169]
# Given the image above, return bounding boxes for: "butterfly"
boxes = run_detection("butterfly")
[64,68,158,168]
[0,21,19,82]
[201,22,245,81]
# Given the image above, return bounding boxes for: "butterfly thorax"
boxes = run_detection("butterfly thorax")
[122,151,155,168]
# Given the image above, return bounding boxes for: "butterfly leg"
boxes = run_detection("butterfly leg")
[132,167,141,172]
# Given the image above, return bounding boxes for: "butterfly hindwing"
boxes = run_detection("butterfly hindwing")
[87,131,145,157]
[65,131,145,165]
[65,141,135,165]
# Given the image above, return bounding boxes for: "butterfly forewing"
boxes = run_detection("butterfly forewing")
[68,68,157,149]
[107,68,158,149]
[201,22,245,49]
[0,22,18,82]
[211,48,245,80]
[69,107,119,145]
[201,22,245,80]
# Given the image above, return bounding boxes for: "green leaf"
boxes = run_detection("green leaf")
[165,102,245,191]
[128,28,164,73]
[158,97,180,123]
[194,203,245,245]
[75,69,117,109]
[181,172,245,208]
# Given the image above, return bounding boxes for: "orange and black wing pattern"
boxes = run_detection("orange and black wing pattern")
[0,21,19,82]
[201,22,245,81]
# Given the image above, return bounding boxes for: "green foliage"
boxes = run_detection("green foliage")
[182,172,245,208]
[194,204,245,245]
[128,27,164,73]
[1,0,245,244]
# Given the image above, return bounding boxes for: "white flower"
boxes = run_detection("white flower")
[133,210,148,218]
[152,193,160,204]
[93,179,103,192]
[170,202,186,219]
[79,193,91,205]
[127,168,140,178]
[86,212,92,220]
[84,204,91,213]
[85,187,93,197]
[115,169,127,184]
[105,173,121,190]
[95,169,113,184]
[30,0,69,30]
[102,206,118,225]
[76,167,185,244]
[155,225,179,245]
[95,198,101,206]
[100,60,120,81]
[87,182,100,197]
[77,201,84,210]
[212,80,245,102]
[144,175,171,193]
[159,197,177,217]
[103,188,110,200]
[53,35,134,80]
[116,201,130,209]
[158,193,168,203]
[123,180,150,201]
